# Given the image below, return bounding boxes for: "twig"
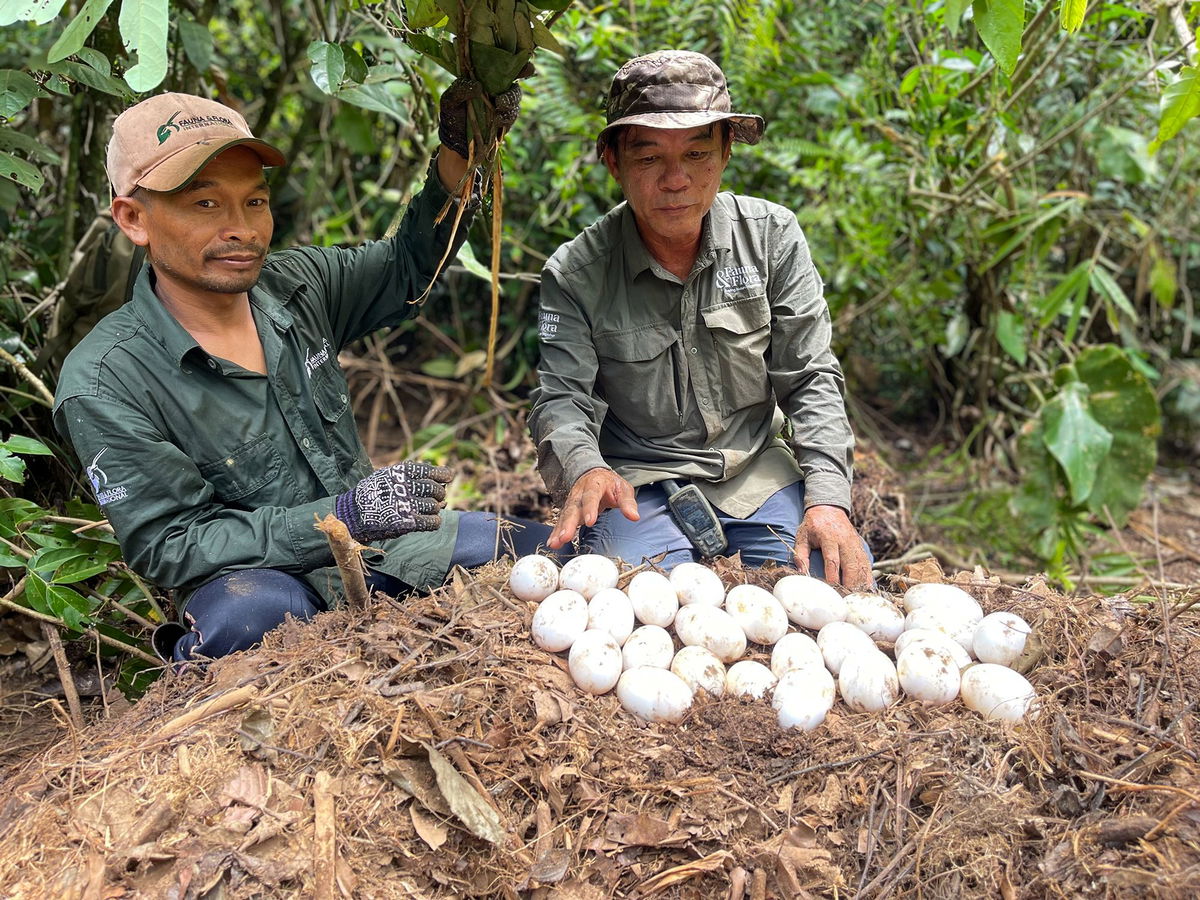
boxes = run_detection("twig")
[1075,769,1200,805]
[316,514,369,608]
[42,622,84,731]
[313,771,337,900]
[0,347,54,406]
[766,747,890,785]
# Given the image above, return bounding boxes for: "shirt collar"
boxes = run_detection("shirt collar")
[619,194,735,281]
[129,261,300,368]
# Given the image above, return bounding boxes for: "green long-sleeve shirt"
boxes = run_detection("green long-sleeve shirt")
[53,162,473,605]
[529,193,854,518]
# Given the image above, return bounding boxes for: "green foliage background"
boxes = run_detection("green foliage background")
[0,0,1197,675]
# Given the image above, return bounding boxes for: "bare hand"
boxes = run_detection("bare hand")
[794,505,872,589]
[548,467,639,549]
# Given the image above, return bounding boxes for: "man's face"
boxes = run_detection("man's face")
[117,146,273,298]
[604,123,731,249]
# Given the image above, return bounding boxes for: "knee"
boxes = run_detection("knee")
[176,570,323,661]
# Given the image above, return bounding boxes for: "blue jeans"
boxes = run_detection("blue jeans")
[582,482,833,573]
[171,510,558,661]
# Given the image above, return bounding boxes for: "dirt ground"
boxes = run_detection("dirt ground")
[0,420,1196,898]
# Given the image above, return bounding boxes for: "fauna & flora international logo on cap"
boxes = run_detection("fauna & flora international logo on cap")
[106,92,286,197]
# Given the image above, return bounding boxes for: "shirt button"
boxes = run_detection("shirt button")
[207,359,217,368]
[302,438,311,449]
[689,347,699,355]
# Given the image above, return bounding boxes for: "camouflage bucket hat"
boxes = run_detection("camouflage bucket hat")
[595,50,765,157]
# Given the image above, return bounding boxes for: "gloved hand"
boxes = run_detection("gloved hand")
[438,78,523,160]
[334,462,453,544]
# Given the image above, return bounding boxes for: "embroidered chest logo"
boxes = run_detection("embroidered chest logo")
[87,448,128,507]
[715,264,763,294]
[538,311,560,341]
[305,339,332,377]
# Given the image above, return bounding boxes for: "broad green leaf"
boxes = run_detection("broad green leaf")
[996,310,1027,365]
[341,44,369,84]
[333,105,377,155]
[944,0,971,37]
[1089,265,1135,328]
[0,0,66,26]
[0,547,25,567]
[26,572,94,630]
[0,128,60,163]
[52,554,110,584]
[1,434,52,455]
[308,40,346,94]
[45,58,134,97]
[456,241,492,282]
[1149,251,1176,308]
[981,199,1075,273]
[338,82,410,123]
[530,16,565,55]
[972,0,1024,76]
[0,496,42,536]
[421,357,457,378]
[1059,0,1086,32]
[178,17,214,73]
[1072,345,1161,524]
[0,448,25,483]
[119,0,169,92]
[468,41,530,95]
[29,546,87,576]
[405,0,445,29]
[0,69,42,118]
[1042,381,1113,505]
[47,0,115,63]
[1151,66,1200,151]
[405,33,458,77]
[76,46,110,76]
[0,149,43,191]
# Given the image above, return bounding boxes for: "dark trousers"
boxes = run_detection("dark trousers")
[171,511,557,662]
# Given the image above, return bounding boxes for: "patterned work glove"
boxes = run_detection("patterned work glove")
[334,462,453,544]
[438,78,523,160]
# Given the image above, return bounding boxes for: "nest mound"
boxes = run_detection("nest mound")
[1,563,1197,899]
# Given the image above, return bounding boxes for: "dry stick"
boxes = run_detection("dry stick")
[42,622,83,730]
[313,771,337,900]
[484,151,504,385]
[0,346,54,406]
[316,514,369,609]
[766,747,890,785]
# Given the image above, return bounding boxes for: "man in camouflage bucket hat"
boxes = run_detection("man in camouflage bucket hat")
[529,50,873,586]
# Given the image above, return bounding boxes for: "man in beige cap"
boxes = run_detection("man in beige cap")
[54,85,559,663]
[529,50,872,587]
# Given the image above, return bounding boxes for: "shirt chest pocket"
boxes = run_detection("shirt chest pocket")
[310,367,365,475]
[594,324,682,438]
[198,434,294,507]
[701,293,772,414]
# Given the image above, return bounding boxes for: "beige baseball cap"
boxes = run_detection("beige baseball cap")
[106,92,286,197]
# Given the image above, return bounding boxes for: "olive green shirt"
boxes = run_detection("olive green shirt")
[53,162,472,605]
[529,193,853,519]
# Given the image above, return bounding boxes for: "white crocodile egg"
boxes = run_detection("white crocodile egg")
[627,570,680,627]
[896,644,961,705]
[567,629,623,695]
[893,628,972,668]
[904,605,982,655]
[773,574,848,629]
[621,624,675,670]
[972,612,1031,666]
[770,632,825,677]
[530,589,588,652]
[816,620,878,676]
[557,554,619,600]
[669,562,726,607]
[838,652,900,713]
[725,584,789,645]
[617,666,692,723]
[508,554,560,603]
[587,588,635,645]
[725,660,777,699]
[673,604,747,663]
[772,667,836,731]
[670,646,726,698]
[960,664,1036,723]
[844,592,905,642]
[902,582,984,619]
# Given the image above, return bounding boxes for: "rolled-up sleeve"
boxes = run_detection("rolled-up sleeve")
[766,215,854,511]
